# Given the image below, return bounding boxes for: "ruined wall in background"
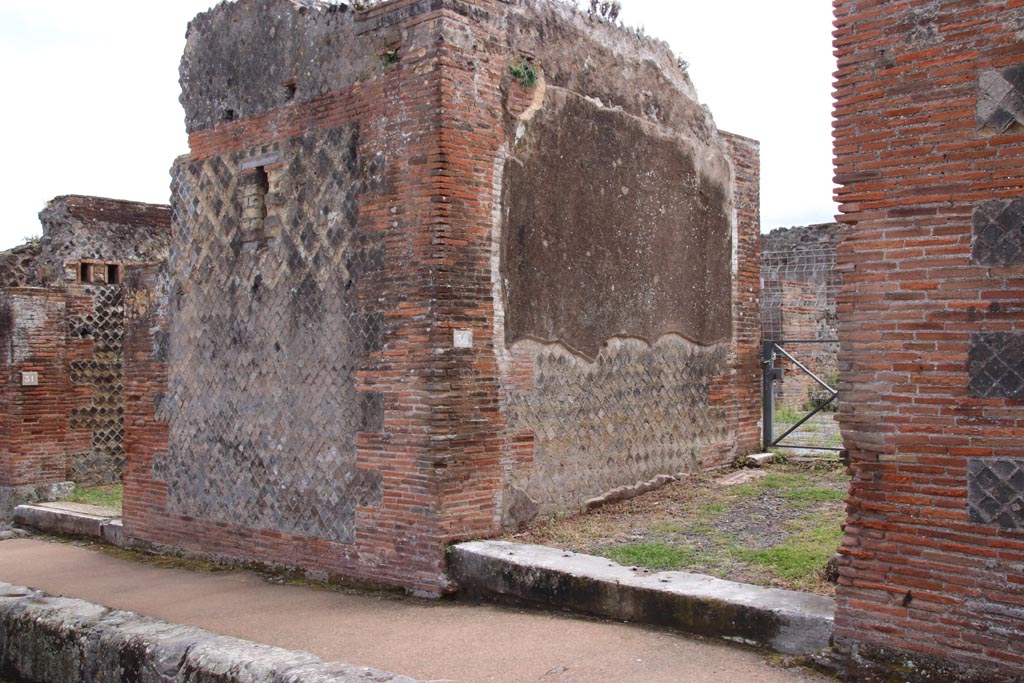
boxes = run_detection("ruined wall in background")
[761,224,842,410]
[0,242,43,289]
[0,196,171,519]
[832,1,1024,680]
[37,196,171,287]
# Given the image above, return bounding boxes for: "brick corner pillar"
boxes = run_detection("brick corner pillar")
[720,131,763,459]
[0,289,75,521]
[832,1,1024,680]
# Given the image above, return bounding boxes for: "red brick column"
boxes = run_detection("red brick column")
[833,1,1024,679]
[720,132,762,459]
[0,289,75,518]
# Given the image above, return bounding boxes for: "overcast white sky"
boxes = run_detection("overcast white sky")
[0,0,837,252]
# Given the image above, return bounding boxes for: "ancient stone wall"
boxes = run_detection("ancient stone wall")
[0,196,171,519]
[124,0,759,593]
[494,2,759,524]
[0,242,43,289]
[37,196,171,287]
[832,1,1024,680]
[0,290,75,519]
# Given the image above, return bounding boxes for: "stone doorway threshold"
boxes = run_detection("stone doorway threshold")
[449,540,834,656]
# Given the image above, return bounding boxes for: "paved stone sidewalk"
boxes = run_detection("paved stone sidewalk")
[0,538,831,683]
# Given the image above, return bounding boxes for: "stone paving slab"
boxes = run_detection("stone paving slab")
[13,504,123,546]
[450,540,835,656]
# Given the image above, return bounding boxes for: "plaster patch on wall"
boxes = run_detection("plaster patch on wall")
[501,87,733,359]
[7,295,60,364]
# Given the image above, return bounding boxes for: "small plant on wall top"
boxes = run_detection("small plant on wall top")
[380,48,400,67]
[510,56,538,88]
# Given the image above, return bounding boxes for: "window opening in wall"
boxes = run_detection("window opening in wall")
[254,166,269,207]
[283,82,297,101]
[78,261,123,286]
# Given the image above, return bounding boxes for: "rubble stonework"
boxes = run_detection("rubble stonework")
[122,0,761,593]
[0,197,171,520]
[832,0,1024,679]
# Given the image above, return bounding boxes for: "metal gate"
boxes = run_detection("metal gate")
[761,227,843,457]
[762,339,842,454]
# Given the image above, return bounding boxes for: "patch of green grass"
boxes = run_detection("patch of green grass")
[772,405,806,424]
[731,473,809,499]
[602,542,697,571]
[779,486,845,504]
[650,520,685,536]
[735,523,843,586]
[67,484,122,511]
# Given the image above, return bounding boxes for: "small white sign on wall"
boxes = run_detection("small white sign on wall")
[21,371,39,387]
[453,330,473,349]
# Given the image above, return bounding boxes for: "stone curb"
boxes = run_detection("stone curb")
[449,540,834,656]
[0,581,422,683]
[13,504,125,547]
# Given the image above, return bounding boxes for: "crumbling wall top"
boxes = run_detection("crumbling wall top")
[180,0,368,133]
[0,241,43,289]
[180,0,716,140]
[36,196,172,287]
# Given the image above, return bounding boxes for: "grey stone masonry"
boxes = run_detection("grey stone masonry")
[449,541,834,656]
[0,581,423,683]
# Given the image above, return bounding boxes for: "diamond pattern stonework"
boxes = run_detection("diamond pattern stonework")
[968,332,1024,400]
[507,337,728,513]
[977,65,1024,133]
[972,198,1024,266]
[969,458,1024,529]
[157,125,384,544]
[68,286,126,485]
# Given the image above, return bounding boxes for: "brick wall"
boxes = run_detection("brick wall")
[833,1,1024,679]
[0,290,75,519]
[722,133,763,461]
[0,196,171,516]
[123,0,761,594]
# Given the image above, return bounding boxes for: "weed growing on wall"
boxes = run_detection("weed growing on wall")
[509,56,539,88]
